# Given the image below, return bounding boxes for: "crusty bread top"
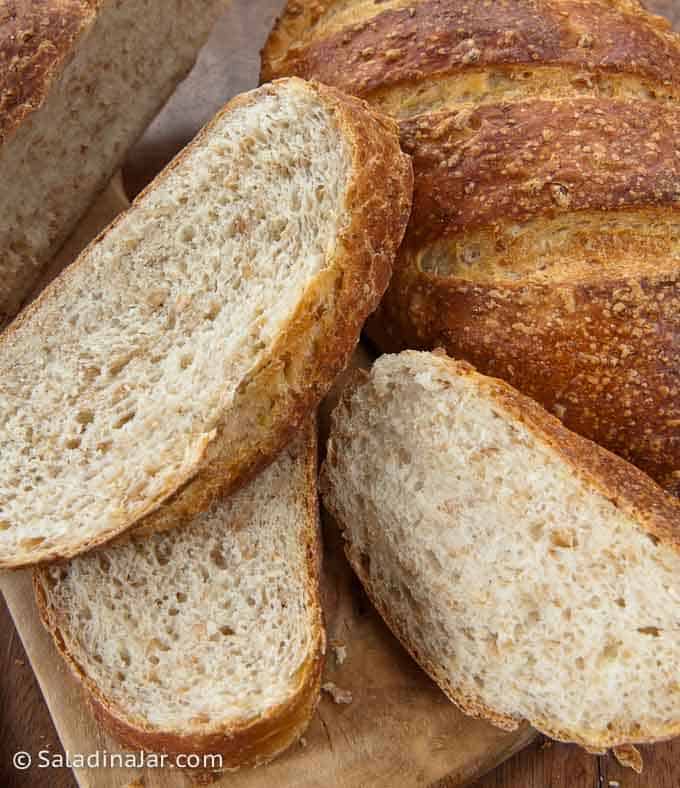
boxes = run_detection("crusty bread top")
[0,77,412,569]
[0,1,99,143]
[262,0,680,101]
[399,98,680,252]
[35,424,325,762]
[262,1,680,495]
[321,350,680,748]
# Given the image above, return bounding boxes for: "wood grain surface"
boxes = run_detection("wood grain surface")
[2,1,679,787]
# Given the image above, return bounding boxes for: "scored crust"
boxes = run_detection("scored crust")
[262,2,680,495]
[320,350,680,749]
[261,0,680,95]
[0,77,413,568]
[34,422,327,767]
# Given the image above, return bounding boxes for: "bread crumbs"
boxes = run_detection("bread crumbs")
[322,682,353,704]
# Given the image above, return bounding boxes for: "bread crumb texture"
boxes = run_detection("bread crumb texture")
[0,0,221,322]
[36,436,321,734]
[322,351,680,748]
[0,79,349,566]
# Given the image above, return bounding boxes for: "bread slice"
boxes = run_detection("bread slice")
[321,350,680,750]
[0,0,224,326]
[34,422,325,768]
[0,77,413,568]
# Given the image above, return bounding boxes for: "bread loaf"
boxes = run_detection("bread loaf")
[35,423,325,768]
[262,0,680,495]
[321,350,680,750]
[0,77,412,569]
[0,0,225,326]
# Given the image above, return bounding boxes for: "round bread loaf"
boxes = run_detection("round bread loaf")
[263,0,680,494]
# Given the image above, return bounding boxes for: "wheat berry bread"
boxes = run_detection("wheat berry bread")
[321,350,680,750]
[262,0,680,495]
[0,0,225,326]
[0,77,413,569]
[34,423,325,767]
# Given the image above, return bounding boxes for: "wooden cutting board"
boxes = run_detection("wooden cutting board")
[1,493,534,788]
[0,1,536,785]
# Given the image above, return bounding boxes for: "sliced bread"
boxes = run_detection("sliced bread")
[34,422,325,767]
[0,0,224,326]
[321,350,680,750]
[0,77,413,568]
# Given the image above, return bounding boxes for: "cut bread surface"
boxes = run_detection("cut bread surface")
[0,0,223,325]
[0,77,412,568]
[35,425,324,765]
[321,351,680,749]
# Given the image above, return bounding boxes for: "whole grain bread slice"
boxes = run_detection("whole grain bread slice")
[0,77,413,568]
[0,0,225,326]
[321,350,680,750]
[34,422,325,768]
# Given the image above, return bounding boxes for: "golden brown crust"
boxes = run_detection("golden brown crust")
[368,92,680,493]
[264,4,680,496]
[398,99,680,243]
[364,97,680,492]
[0,0,99,143]
[0,78,413,568]
[368,261,680,493]
[34,421,327,767]
[321,351,680,748]
[370,97,680,493]
[262,0,680,96]
[613,743,644,773]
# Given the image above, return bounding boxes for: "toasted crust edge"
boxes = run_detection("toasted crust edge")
[320,350,680,749]
[33,420,326,767]
[1,77,413,568]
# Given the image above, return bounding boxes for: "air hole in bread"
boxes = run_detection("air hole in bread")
[204,302,220,321]
[113,412,135,430]
[178,225,195,243]
[551,529,577,549]
[154,543,172,566]
[83,366,101,382]
[210,546,227,570]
